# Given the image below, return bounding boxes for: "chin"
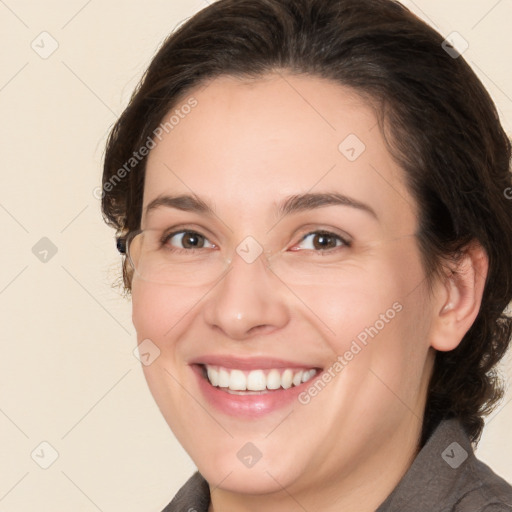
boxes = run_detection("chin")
[197,454,299,495]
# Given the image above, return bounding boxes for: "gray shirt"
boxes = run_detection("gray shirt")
[162,419,512,511]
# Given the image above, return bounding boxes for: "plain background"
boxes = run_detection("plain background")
[0,0,511,510]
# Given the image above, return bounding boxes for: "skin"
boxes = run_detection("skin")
[131,73,488,511]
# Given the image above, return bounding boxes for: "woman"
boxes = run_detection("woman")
[102,0,512,510]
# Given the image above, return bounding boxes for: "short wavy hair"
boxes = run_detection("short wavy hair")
[102,0,512,444]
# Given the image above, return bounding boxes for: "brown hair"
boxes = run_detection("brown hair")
[102,0,512,444]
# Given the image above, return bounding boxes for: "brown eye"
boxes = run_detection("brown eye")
[182,232,205,248]
[296,231,349,251]
[166,231,214,250]
[312,233,338,250]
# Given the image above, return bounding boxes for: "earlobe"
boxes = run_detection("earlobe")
[430,242,488,352]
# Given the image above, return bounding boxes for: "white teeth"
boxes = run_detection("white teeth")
[204,365,318,391]
[229,370,246,391]
[281,369,293,389]
[207,367,219,387]
[302,369,316,383]
[218,368,230,388]
[266,369,281,390]
[246,370,266,391]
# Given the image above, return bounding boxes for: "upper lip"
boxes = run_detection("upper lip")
[189,355,322,371]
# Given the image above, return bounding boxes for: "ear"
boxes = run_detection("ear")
[430,242,488,352]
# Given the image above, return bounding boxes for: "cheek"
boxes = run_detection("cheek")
[131,279,201,343]
[309,243,430,378]
[131,279,202,431]
[301,265,418,347]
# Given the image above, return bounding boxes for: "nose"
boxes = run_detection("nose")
[202,251,291,340]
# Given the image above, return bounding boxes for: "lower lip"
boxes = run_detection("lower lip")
[192,365,319,418]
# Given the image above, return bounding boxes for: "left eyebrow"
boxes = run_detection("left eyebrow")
[276,192,378,220]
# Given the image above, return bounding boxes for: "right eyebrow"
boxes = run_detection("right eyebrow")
[145,194,215,216]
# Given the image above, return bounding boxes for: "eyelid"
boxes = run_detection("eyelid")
[156,223,353,251]
[167,230,215,247]
[291,233,351,253]
[159,226,218,253]
[160,224,218,244]
[289,226,353,249]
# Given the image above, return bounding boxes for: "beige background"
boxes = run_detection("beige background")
[1,0,511,510]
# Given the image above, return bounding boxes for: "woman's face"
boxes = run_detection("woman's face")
[132,74,438,498]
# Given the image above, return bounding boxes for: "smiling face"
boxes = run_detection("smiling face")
[131,73,439,508]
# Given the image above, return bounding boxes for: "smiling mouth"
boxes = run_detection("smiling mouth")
[199,364,321,394]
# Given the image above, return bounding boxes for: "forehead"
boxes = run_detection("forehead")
[143,73,418,233]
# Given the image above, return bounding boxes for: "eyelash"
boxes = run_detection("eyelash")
[160,229,352,254]
[292,231,352,251]
[160,230,215,254]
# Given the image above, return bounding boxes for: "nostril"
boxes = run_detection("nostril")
[247,324,278,336]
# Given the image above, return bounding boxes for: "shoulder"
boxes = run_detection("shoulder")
[377,419,512,512]
[451,452,512,511]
